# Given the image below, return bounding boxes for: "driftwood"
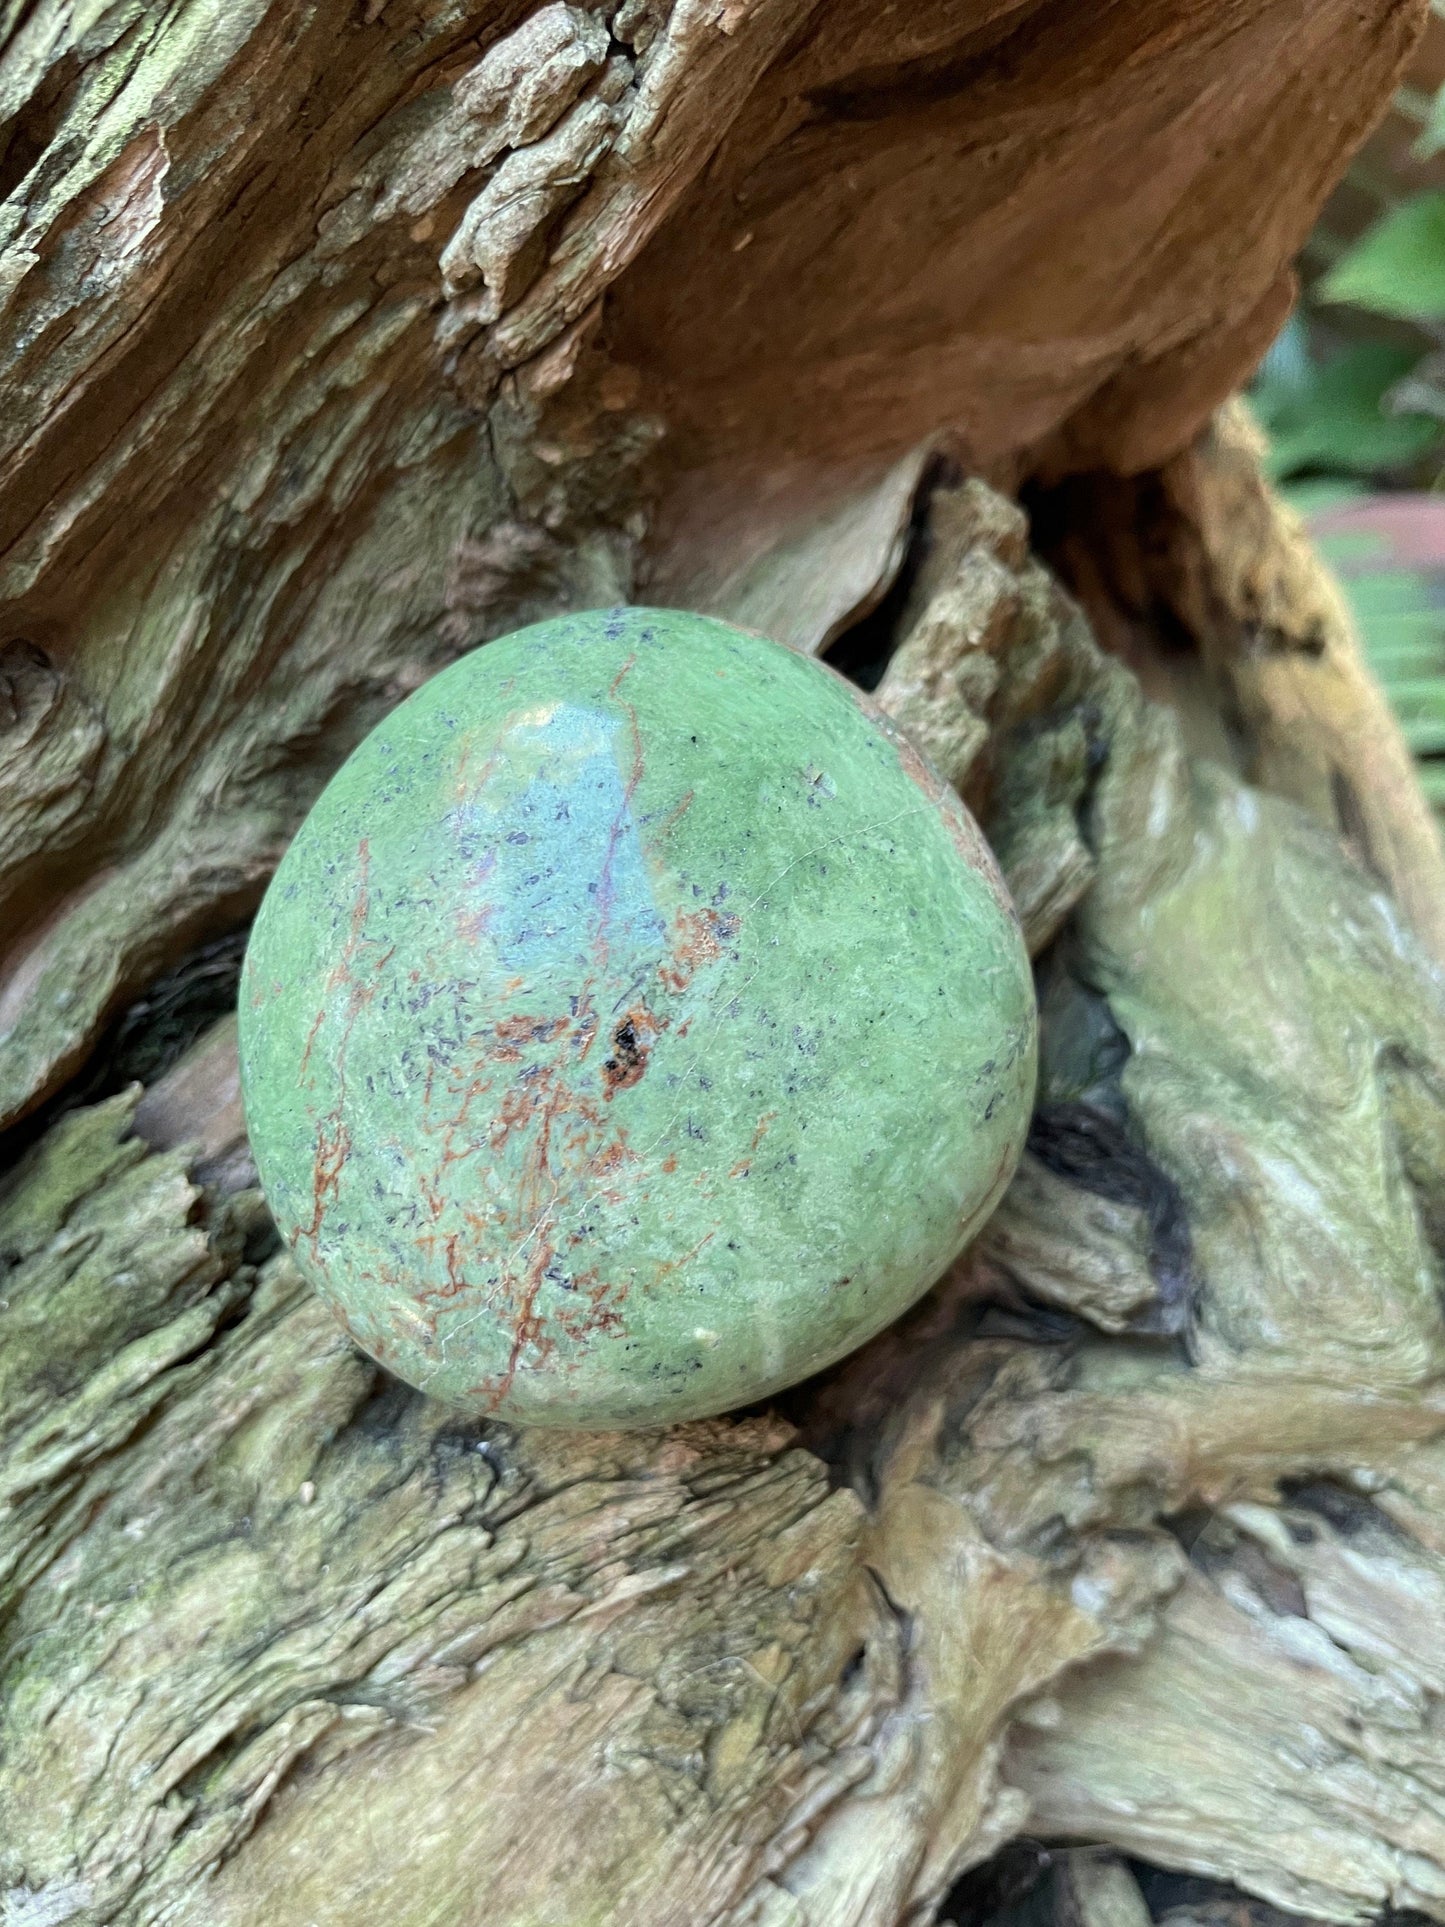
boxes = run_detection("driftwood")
[6,4,1445,1926]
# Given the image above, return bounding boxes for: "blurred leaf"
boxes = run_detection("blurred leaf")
[1319,192,1445,318]
[1416,82,1445,160]
[1386,369,1445,424]
[1252,343,1439,479]
[1278,478,1368,517]
[1257,311,1315,388]
[1310,514,1445,813]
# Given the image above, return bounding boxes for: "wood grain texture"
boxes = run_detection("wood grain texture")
[5,7,1445,1924]
[7,477,1445,1926]
[0,0,1425,1128]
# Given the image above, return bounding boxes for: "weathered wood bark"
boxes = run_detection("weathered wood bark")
[5,4,1445,1926]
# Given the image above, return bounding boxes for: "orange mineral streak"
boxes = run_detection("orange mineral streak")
[658,905,740,993]
[415,816,750,1401]
[391,941,664,1406]
[729,1108,779,1180]
[294,841,396,1257]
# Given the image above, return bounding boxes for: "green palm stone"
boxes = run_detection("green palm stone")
[239,607,1037,1428]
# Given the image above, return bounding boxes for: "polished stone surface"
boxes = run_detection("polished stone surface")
[239,608,1036,1427]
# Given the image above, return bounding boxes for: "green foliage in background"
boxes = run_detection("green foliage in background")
[1309,525,1445,810]
[1319,190,1445,319]
[1251,331,1438,494]
[1248,84,1445,814]
[1251,71,1445,499]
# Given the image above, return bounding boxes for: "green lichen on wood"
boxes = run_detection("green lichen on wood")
[0,1095,875,1927]
[0,1090,246,1607]
[6,480,1445,1925]
[0,0,657,1134]
[4,0,1445,1919]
